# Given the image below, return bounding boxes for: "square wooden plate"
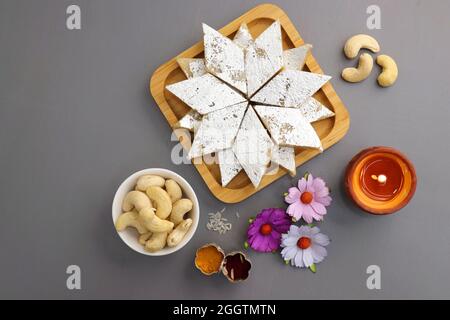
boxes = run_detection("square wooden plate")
[150,3,350,203]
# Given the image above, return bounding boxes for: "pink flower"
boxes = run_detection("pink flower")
[284,174,332,223]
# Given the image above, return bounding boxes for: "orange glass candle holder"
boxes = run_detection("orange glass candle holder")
[345,146,417,215]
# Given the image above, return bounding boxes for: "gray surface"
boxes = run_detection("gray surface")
[0,0,449,299]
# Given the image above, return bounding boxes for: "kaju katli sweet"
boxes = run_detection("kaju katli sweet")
[167,21,334,188]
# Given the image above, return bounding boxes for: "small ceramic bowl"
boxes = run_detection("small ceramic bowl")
[112,168,199,256]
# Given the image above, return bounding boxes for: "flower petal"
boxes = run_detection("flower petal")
[262,209,291,234]
[260,236,272,252]
[281,237,298,248]
[250,217,264,229]
[312,177,326,192]
[315,186,330,198]
[285,187,300,204]
[311,244,327,263]
[270,230,281,241]
[313,233,330,246]
[306,174,315,192]
[298,226,310,237]
[260,209,272,220]
[301,204,315,224]
[294,250,304,268]
[270,208,287,220]
[249,235,265,251]
[281,246,297,261]
[272,219,291,234]
[247,225,260,237]
[302,248,314,267]
[248,233,258,243]
[316,195,332,206]
[281,230,300,242]
[286,203,303,221]
[297,178,307,192]
[267,237,280,251]
[312,211,324,222]
[289,225,300,236]
[311,201,327,215]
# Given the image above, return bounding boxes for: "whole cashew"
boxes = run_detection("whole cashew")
[376,54,398,87]
[165,179,182,203]
[122,190,151,212]
[342,53,373,83]
[145,232,168,252]
[344,34,380,59]
[138,232,152,245]
[146,186,172,219]
[136,175,165,191]
[139,207,174,233]
[169,199,193,225]
[115,211,148,234]
[167,218,193,247]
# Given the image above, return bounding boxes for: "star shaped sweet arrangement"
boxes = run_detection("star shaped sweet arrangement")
[167,21,335,189]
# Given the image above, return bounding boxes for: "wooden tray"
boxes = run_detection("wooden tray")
[150,3,350,203]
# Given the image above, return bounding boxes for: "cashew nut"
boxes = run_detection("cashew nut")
[342,53,373,83]
[145,232,168,252]
[376,54,398,87]
[138,232,152,245]
[115,211,148,234]
[165,179,182,203]
[146,186,172,219]
[344,34,380,59]
[136,175,165,191]
[167,218,193,247]
[169,198,193,225]
[139,207,174,233]
[122,190,151,212]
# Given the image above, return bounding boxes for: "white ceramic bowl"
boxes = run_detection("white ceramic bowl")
[112,168,199,256]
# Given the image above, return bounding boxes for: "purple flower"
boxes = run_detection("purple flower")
[281,225,330,268]
[284,174,332,223]
[247,208,292,253]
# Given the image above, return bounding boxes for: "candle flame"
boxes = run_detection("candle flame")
[371,174,387,183]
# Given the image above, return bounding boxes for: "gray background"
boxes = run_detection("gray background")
[0,0,449,299]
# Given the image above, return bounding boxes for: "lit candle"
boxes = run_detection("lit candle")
[345,146,417,215]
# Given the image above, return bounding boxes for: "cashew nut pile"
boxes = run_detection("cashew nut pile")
[115,175,194,253]
[342,34,398,87]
